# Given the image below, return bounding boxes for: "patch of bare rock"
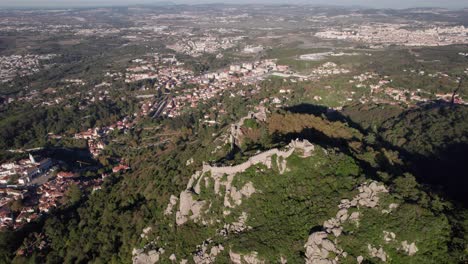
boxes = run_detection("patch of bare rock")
[304,181,389,264]
[132,248,164,264]
[230,250,265,264]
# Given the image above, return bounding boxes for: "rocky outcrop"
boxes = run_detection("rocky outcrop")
[381,203,399,214]
[225,181,257,208]
[383,231,396,243]
[305,181,389,264]
[304,231,343,264]
[356,181,388,208]
[193,240,224,264]
[229,251,242,264]
[280,256,287,264]
[141,227,152,239]
[169,254,177,262]
[176,190,206,225]
[339,182,388,210]
[220,212,251,236]
[243,252,265,264]
[132,248,163,264]
[400,241,418,256]
[229,250,265,264]
[186,158,194,166]
[240,182,256,197]
[368,244,388,262]
[337,181,389,227]
[164,195,179,215]
[348,211,360,225]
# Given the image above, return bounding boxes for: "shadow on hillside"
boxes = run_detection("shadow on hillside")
[283,103,369,133]
[35,147,99,170]
[406,142,468,205]
[374,101,468,206]
[280,102,468,207]
[272,126,383,183]
[283,104,329,116]
[275,104,382,182]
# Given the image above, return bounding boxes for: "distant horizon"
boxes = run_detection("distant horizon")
[0,0,467,10]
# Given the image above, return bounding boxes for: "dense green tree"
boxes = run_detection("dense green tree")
[64,184,82,205]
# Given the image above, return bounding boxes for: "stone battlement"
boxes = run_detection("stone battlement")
[171,139,315,226]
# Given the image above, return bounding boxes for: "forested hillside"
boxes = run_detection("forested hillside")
[344,103,468,205]
[2,104,466,264]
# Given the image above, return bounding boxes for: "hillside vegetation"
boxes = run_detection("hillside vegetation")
[2,103,467,264]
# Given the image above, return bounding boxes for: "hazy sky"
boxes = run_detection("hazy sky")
[1,0,467,9]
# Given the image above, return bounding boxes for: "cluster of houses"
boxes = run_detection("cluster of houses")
[74,118,134,157]
[150,58,358,121]
[243,45,264,54]
[124,54,195,87]
[315,24,468,47]
[0,170,104,231]
[152,59,354,120]
[112,163,131,173]
[309,62,351,78]
[74,128,108,158]
[37,174,76,213]
[0,188,29,229]
[435,93,466,104]
[0,54,56,83]
[348,70,467,106]
[37,173,102,213]
[160,59,290,119]
[0,148,133,231]
[0,141,132,231]
[270,61,350,81]
[1,77,110,110]
[0,154,53,230]
[167,35,243,57]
